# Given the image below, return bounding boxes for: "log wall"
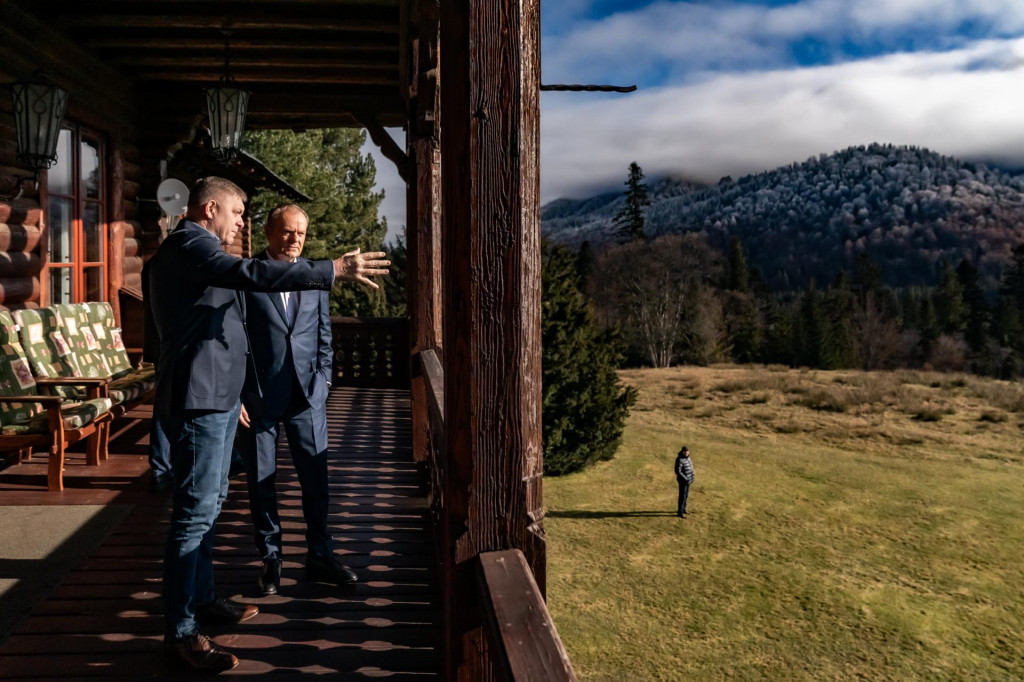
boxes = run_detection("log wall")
[0,5,140,318]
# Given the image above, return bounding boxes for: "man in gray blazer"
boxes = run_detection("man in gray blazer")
[147,177,388,672]
[238,204,356,595]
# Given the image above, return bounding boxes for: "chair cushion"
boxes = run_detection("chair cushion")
[82,302,134,376]
[51,304,113,380]
[0,396,112,435]
[0,311,45,427]
[13,308,84,399]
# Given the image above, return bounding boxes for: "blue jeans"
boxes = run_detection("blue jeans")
[148,410,172,478]
[163,401,241,640]
[677,479,690,515]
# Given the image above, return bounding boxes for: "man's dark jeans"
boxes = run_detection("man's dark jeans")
[149,411,172,479]
[163,401,242,640]
[677,478,690,516]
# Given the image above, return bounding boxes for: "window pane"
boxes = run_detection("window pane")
[83,202,103,262]
[46,196,74,263]
[84,267,103,302]
[49,268,73,305]
[48,129,73,196]
[81,139,101,200]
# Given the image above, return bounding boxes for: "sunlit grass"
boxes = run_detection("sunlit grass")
[546,365,1024,681]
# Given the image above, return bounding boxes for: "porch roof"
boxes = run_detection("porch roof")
[14,0,407,130]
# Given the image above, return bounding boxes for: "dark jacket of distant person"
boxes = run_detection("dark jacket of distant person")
[675,452,695,484]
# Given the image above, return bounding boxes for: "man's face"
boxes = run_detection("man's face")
[266,210,308,262]
[206,192,246,245]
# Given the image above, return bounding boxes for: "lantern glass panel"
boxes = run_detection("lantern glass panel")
[206,85,250,153]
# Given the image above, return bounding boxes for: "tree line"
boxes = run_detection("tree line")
[581,161,1024,379]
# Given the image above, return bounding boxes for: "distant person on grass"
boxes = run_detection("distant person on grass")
[675,446,695,517]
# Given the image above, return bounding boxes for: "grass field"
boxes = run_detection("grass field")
[545,366,1024,681]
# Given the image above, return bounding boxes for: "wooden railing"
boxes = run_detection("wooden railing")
[416,348,577,682]
[330,317,410,388]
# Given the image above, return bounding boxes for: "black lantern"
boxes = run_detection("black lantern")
[205,34,250,157]
[11,74,68,175]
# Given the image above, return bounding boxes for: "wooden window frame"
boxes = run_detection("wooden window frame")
[42,125,108,306]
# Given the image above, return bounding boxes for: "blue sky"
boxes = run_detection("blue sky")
[371,0,1024,241]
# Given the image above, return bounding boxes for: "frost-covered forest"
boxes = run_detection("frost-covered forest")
[543,144,1024,290]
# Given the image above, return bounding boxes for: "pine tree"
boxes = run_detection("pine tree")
[241,128,389,317]
[934,260,967,334]
[956,259,989,356]
[542,243,637,475]
[823,272,856,369]
[613,161,650,243]
[575,240,595,284]
[995,244,1024,358]
[796,283,826,367]
[760,296,796,366]
[727,236,750,292]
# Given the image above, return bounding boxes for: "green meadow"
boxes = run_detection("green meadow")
[546,366,1024,681]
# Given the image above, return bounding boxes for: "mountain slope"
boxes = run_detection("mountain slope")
[542,144,1024,289]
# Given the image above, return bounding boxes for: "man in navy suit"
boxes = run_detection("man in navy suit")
[238,204,357,595]
[147,177,388,672]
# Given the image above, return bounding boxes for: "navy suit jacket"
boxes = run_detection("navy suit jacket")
[146,220,334,415]
[241,251,333,429]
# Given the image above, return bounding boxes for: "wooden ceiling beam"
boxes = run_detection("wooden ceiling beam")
[129,69,398,85]
[106,55,398,70]
[80,36,397,51]
[60,16,400,33]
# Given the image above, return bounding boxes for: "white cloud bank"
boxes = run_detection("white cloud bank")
[541,37,1024,200]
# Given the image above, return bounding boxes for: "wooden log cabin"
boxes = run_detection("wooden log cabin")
[0,0,573,679]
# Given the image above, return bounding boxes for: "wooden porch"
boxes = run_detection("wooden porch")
[0,385,444,679]
[0,0,573,676]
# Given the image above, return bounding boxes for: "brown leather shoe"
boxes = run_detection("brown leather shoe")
[165,633,238,672]
[195,597,259,625]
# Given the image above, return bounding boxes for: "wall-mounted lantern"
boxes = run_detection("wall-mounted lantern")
[11,72,68,178]
[205,33,250,158]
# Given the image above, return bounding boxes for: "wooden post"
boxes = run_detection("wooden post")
[407,1,442,468]
[440,0,544,679]
[108,138,125,325]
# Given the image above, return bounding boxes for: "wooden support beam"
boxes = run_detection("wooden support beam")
[62,16,400,32]
[81,36,398,51]
[126,67,398,85]
[362,119,409,183]
[106,55,398,70]
[440,0,544,678]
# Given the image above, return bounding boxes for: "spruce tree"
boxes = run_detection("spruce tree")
[934,260,967,334]
[613,161,650,243]
[542,243,637,475]
[796,283,826,367]
[823,272,856,369]
[956,259,989,356]
[995,244,1024,359]
[728,236,750,292]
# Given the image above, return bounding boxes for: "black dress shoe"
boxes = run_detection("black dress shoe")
[149,471,173,493]
[195,597,259,625]
[306,553,358,585]
[165,633,238,672]
[258,558,282,596]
